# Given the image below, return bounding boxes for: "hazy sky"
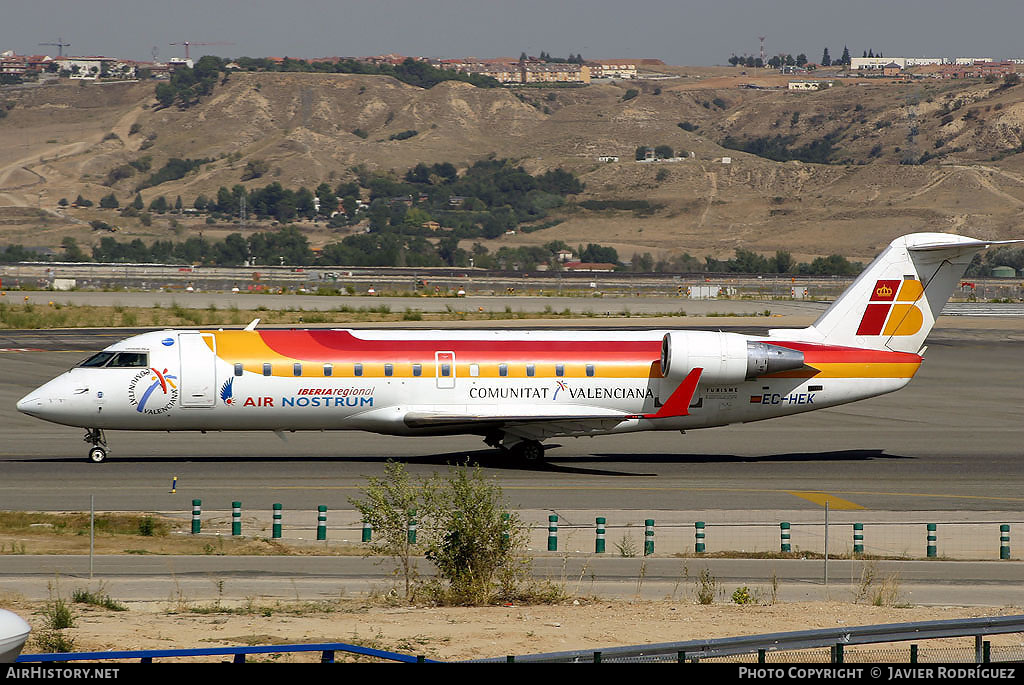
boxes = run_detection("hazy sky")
[4,1,1023,65]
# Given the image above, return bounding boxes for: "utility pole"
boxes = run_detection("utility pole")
[39,37,71,58]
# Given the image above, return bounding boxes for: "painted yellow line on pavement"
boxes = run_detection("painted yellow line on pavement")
[20,484,1021,504]
[787,491,866,510]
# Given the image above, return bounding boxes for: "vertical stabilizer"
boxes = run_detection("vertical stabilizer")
[770,233,1017,352]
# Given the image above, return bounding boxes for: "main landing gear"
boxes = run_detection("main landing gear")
[84,428,108,463]
[484,432,546,461]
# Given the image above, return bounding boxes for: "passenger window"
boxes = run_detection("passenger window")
[440,363,451,377]
[293,363,302,377]
[323,364,333,377]
[384,363,394,377]
[499,363,508,377]
[469,363,480,377]
[555,363,565,377]
[263,363,272,376]
[108,352,149,368]
[78,352,115,368]
[526,364,535,377]
[354,363,363,377]
[234,363,243,377]
[586,364,595,377]
[413,364,422,377]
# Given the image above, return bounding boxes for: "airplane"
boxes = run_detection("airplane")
[0,609,30,663]
[15,232,1018,463]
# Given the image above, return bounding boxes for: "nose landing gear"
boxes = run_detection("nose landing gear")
[84,429,108,463]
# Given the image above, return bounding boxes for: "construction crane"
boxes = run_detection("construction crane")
[169,41,234,61]
[39,37,71,58]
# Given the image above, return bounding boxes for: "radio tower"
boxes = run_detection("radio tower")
[759,36,766,67]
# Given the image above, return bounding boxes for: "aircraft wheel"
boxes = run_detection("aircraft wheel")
[88,446,108,464]
[515,440,545,462]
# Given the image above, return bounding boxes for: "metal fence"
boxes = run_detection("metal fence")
[16,642,436,664]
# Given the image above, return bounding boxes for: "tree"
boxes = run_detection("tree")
[60,237,88,262]
[821,48,832,67]
[841,45,851,66]
[348,461,434,599]
[421,465,526,605]
[99,193,119,209]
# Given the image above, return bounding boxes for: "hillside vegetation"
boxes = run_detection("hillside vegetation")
[0,67,1022,266]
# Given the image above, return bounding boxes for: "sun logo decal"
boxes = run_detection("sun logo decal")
[128,367,179,414]
[220,377,234,405]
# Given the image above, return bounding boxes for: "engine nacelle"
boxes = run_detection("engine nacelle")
[660,332,805,383]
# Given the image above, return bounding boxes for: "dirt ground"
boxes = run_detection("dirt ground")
[6,594,1023,663]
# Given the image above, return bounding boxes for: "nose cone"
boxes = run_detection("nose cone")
[16,374,81,424]
[0,608,31,662]
[16,391,44,416]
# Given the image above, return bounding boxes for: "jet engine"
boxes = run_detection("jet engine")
[659,331,805,383]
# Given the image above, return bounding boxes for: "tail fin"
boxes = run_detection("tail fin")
[770,233,1020,353]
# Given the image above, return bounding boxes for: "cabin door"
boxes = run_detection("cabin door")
[178,332,217,407]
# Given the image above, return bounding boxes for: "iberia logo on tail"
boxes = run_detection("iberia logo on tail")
[856,279,925,336]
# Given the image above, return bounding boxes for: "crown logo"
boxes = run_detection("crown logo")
[875,285,893,297]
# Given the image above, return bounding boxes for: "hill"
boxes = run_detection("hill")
[0,68,1022,265]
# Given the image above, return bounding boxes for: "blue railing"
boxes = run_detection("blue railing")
[17,642,436,663]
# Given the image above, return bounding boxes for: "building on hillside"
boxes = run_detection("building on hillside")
[520,60,590,84]
[55,56,136,79]
[882,62,903,77]
[939,60,1016,79]
[591,60,637,79]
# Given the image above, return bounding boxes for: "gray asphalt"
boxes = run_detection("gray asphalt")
[2,556,1022,606]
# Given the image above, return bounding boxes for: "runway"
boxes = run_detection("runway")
[1,323,1022,514]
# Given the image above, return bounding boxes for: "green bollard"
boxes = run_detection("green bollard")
[644,519,655,556]
[362,519,372,543]
[232,501,241,536]
[927,523,936,558]
[780,522,791,553]
[1000,524,1010,560]
[854,523,864,555]
[595,517,606,554]
[694,521,705,553]
[191,499,201,534]
[317,505,327,541]
[272,503,282,539]
[408,509,417,544]
[548,515,558,552]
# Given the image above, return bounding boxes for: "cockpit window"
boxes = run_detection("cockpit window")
[78,352,115,368]
[108,352,149,368]
[77,351,149,368]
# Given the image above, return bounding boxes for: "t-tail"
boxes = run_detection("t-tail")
[770,233,1021,353]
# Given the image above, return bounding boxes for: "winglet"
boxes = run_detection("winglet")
[244,318,260,331]
[640,367,703,419]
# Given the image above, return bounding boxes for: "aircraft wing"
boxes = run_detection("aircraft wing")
[403,368,703,432]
